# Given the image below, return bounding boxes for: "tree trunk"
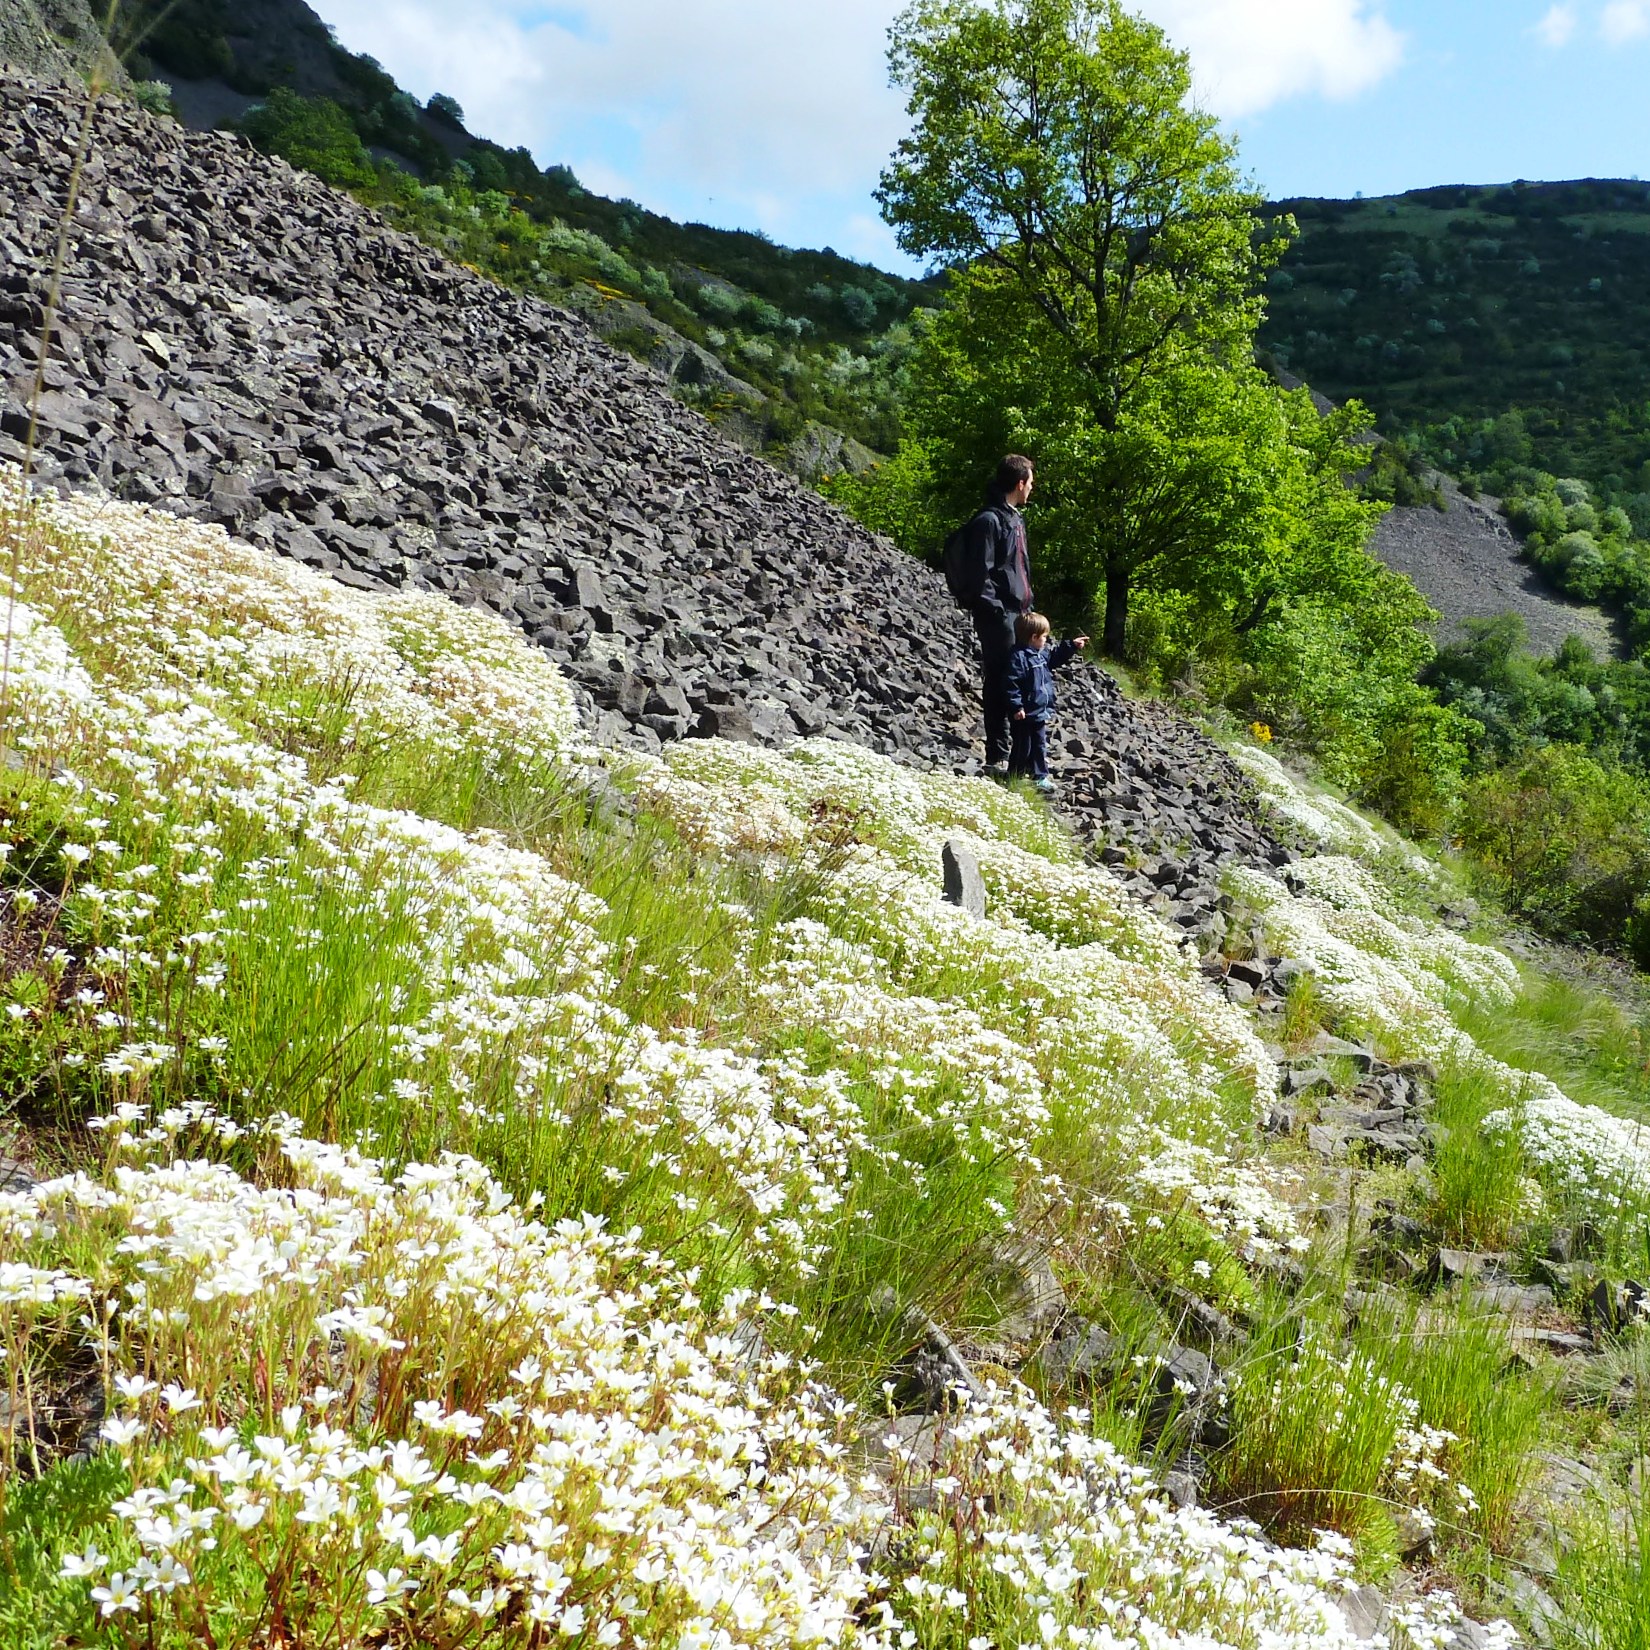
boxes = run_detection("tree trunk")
[1233,588,1273,635]
[1103,563,1129,660]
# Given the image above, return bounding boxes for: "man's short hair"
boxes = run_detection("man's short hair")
[994,454,1034,494]
[1015,611,1051,644]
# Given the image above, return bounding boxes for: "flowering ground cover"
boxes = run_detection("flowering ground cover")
[0,472,1642,1643]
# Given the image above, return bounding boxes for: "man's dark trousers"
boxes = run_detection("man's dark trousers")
[1009,716,1050,781]
[971,604,1018,765]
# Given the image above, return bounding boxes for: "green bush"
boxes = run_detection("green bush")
[1456,742,1650,954]
[239,89,376,191]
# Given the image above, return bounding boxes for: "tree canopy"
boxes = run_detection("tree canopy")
[876,0,1291,652]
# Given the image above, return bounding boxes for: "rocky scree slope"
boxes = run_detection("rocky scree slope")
[1371,475,1616,657]
[0,78,1286,933]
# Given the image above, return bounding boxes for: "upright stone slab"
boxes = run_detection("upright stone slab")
[941,840,986,918]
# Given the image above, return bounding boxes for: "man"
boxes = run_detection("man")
[961,455,1035,776]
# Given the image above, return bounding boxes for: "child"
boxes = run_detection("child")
[1004,612,1088,789]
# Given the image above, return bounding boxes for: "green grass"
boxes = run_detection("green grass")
[1548,1489,1650,1650]
[1424,1054,1533,1253]
[0,1454,128,1648]
[1354,1293,1552,1553]
[1457,972,1650,1127]
[1211,1297,1416,1556]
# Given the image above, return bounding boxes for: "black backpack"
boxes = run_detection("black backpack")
[940,511,986,608]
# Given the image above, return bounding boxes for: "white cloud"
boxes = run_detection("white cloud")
[1138,0,1406,118]
[321,0,910,251]
[1534,3,1580,45]
[318,1,1408,256]
[1601,0,1650,42]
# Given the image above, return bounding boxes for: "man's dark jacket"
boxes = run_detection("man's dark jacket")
[962,497,1032,613]
[1004,640,1079,718]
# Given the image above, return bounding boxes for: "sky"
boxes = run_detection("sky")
[318,0,1650,275]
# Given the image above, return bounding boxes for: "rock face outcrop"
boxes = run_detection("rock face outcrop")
[0,0,126,90]
[0,76,1286,902]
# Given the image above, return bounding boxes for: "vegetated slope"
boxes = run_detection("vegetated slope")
[101,0,933,475]
[1371,475,1617,656]
[1262,180,1650,511]
[0,475,1493,1649]
[7,475,1650,1646]
[0,75,1281,931]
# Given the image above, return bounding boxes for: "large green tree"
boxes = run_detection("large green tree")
[877,0,1288,652]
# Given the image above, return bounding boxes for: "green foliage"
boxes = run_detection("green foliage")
[1456,743,1650,958]
[1503,473,1650,650]
[240,89,376,191]
[1261,179,1650,504]
[1423,1055,1534,1252]
[110,0,235,84]
[0,1454,128,1646]
[818,437,953,556]
[1424,617,1650,766]
[1359,438,1445,510]
[130,79,176,118]
[878,0,1287,652]
[425,91,463,126]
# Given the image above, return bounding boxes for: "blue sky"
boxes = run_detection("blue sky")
[1233,1,1649,202]
[318,1,1650,274]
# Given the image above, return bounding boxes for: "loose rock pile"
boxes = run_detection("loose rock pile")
[0,76,1285,913]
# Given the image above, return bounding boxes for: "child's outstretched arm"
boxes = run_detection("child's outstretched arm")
[1049,636,1089,670]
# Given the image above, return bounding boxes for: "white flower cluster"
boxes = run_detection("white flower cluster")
[11,1107,877,1642]
[1484,1083,1650,1217]
[3,1109,1494,1648]
[1229,744,1390,859]
[1231,854,1650,1218]
[878,1383,1505,1650]
[24,481,583,766]
[1128,1132,1309,1257]
[641,741,1276,1152]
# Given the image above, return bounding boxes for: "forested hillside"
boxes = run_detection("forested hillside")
[1261,180,1650,518]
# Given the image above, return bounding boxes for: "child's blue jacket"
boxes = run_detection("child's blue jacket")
[1004,639,1079,718]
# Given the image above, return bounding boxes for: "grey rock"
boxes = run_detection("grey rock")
[1160,1469,1198,1509]
[1471,1283,1555,1317]
[1037,1322,1120,1387]
[1431,1248,1514,1285]
[941,840,986,919]
[1334,1584,1389,1643]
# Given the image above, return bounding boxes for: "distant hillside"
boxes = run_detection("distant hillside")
[1261,179,1650,523]
[101,0,934,477]
[99,3,1650,525]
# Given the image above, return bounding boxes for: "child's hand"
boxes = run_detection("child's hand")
[1013,709,1026,721]
[1073,636,1090,649]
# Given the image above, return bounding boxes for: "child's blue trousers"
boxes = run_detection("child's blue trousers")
[1009,716,1049,780]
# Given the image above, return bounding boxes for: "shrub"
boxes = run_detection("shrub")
[131,80,176,118]
[425,91,464,127]
[239,90,375,191]
[1456,743,1650,951]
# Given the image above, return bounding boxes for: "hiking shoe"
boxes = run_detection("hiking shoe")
[984,761,1010,780]
[1033,776,1056,793]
